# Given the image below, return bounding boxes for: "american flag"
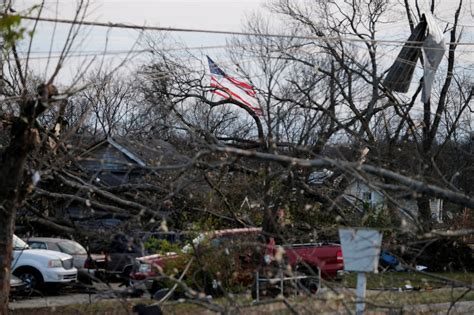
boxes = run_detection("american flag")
[207,56,262,115]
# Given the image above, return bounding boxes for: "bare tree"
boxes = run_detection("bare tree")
[1,0,473,313]
[0,1,140,309]
[257,0,473,229]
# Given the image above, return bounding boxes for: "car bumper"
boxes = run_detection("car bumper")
[10,282,28,294]
[130,272,156,290]
[144,279,155,290]
[321,263,344,279]
[129,278,155,291]
[43,268,77,283]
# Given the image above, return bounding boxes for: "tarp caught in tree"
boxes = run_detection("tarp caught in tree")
[384,16,427,93]
[421,12,446,103]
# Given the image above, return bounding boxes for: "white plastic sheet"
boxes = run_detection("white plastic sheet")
[421,12,446,103]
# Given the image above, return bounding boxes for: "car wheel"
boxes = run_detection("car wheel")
[295,264,320,294]
[152,288,170,301]
[14,268,44,292]
[149,280,162,295]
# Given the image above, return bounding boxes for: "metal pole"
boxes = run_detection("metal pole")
[280,269,283,296]
[256,271,259,301]
[318,267,321,291]
[356,272,367,315]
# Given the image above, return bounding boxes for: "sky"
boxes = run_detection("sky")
[12,0,266,82]
[10,0,474,85]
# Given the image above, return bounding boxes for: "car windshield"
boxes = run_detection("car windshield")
[13,235,29,250]
[57,240,87,255]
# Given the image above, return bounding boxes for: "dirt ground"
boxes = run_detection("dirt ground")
[8,282,146,314]
[8,285,474,315]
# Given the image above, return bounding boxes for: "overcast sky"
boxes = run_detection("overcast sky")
[15,0,264,28]
[14,0,266,52]
[12,0,266,82]
[11,0,474,84]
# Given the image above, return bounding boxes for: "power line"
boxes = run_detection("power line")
[14,46,474,62]
[11,40,471,91]
[10,45,231,60]
[24,45,231,55]
[18,40,474,59]
[10,14,474,47]
[4,24,470,92]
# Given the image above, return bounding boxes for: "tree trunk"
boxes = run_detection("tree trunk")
[0,210,15,312]
[0,98,43,312]
[417,194,432,232]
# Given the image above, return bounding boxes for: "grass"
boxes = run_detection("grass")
[365,288,474,307]
[10,273,474,314]
[334,271,474,290]
[10,290,474,315]
[10,299,154,315]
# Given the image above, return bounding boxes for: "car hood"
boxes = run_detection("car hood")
[138,252,179,263]
[16,248,72,260]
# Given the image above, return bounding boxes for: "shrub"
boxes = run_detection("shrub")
[407,238,474,272]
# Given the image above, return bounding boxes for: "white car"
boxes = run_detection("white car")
[27,237,107,284]
[12,235,77,291]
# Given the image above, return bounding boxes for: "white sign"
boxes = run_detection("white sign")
[339,228,382,273]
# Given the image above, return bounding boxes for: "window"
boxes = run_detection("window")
[57,240,87,255]
[29,242,47,250]
[13,236,29,250]
[47,242,61,251]
[362,192,372,202]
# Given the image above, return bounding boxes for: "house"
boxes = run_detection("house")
[58,136,188,228]
[342,178,444,223]
[76,135,194,185]
[307,170,444,223]
[78,137,148,186]
[342,180,385,211]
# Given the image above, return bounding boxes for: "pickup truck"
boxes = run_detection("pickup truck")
[130,228,343,296]
[268,239,344,278]
[12,235,78,291]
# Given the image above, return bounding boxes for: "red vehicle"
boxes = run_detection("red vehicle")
[130,228,343,296]
[273,240,344,278]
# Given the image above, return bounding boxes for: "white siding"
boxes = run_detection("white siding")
[343,180,444,224]
[344,181,384,209]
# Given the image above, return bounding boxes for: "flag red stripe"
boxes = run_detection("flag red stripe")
[211,76,255,96]
[208,60,262,115]
[211,81,258,110]
[212,74,256,98]
[210,88,263,116]
[212,90,230,99]
[226,76,257,97]
[227,77,253,90]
